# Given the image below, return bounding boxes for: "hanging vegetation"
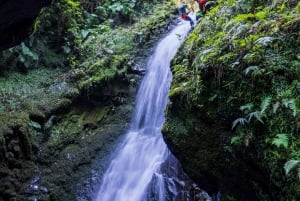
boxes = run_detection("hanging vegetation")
[164,0,300,200]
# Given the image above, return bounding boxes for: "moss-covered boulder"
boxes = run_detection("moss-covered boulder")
[164,0,300,200]
[0,112,38,200]
[0,0,179,200]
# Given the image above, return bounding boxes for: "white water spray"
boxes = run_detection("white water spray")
[95,19,195,201]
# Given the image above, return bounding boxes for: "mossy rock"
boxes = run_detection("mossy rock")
[165,1,300,200]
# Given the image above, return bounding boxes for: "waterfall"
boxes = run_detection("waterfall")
[95,19,202,201]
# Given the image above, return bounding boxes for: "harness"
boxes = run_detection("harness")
[181,13,187,20]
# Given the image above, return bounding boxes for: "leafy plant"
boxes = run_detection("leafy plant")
[230,135,242,145]
[284,159,300,180]
[243,65,259,75]
[232,117,248,129]
[282,98,298,117]
[260,96,272,114]
[247,111,264,123]
[272,134,289,149]
[256,36,274,46]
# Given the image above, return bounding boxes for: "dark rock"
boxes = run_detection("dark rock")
[163,99,276,200]
[0,0,52,51]
[0,2,179,200]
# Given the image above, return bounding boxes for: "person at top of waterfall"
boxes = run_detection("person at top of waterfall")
[195,0,207,14]
[178,1,194,27]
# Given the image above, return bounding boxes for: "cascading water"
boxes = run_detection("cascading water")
[95,18,209,201]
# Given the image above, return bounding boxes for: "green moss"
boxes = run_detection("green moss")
[76,1,176,92]
[0,112,29,132]
[0,1,179,200]
[163,116,188,144]
[62,144,80,153]
[79,106,107,125]
[0,111,35,161]
[165,0,300,200]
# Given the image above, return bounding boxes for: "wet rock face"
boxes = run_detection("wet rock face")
[0,113,37,201]
[0,0,52,51]
[163,93,275,200]
[0,1,178,199]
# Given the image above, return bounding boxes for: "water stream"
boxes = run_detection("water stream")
[95,19,208,201]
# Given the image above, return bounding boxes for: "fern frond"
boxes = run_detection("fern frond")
[231,135,242,145]
[284,160,300,176]
[256,36,274,46]
[227,23,248,40]
[240,103,254,112]
[202,48,214,55]
[260,96,272,114]
[272,134,289,149]
[232,117,248,129]
[247,111,264,123]
[282,98,292,108]
[282,99,298,117]
[230,61,240,68]
[243,66,259,75]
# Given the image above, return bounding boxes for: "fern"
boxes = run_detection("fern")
[232,117,248,129]
[240,102,254,112]
[284,160,300,180]
[21,43,38,60]
[231,135,242,145]
[260,96,272,114]
[243,66,259,75]
[225,21,250,44]
[282,99,298,117]
[272,134,289,149]
[247,111,264,123]
[256,36,274,46]
[208,94,218,102]
[236,0,254,12]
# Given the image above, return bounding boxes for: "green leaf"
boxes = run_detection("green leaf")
[29,121,42,129]
[282,99,298,117]
[62,46,71,54]
[240,103,254,112]
[231,136,242,145]
[260,96,272,114]
[284,160,300,177]
[272,134,289,149]
[81,29,91,40]
[256,37,274,46]
[232,117,248,129]
[21,43,38,60]
[109,3,123,13]
[208,94,218,102]
[247,111,264,123]
[243,66,259,75]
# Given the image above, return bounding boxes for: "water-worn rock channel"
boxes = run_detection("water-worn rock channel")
[93,19,211,201]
